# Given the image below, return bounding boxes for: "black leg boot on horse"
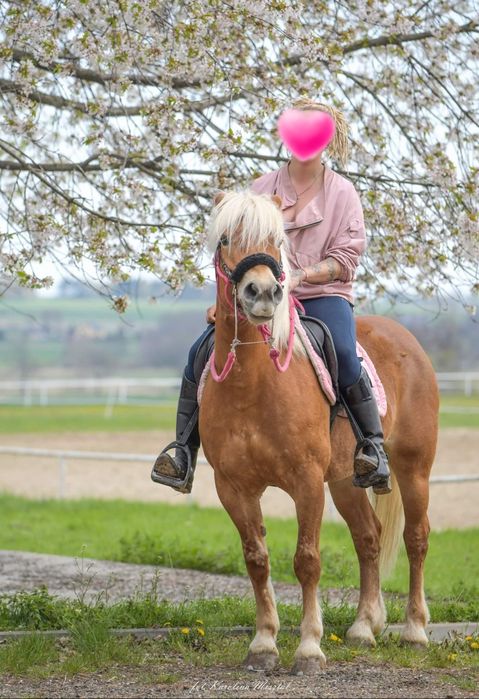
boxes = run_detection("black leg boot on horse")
[340,365,392,495]
[151,369,200,493]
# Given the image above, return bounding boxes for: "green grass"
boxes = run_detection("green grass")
[0,494,477,619]
[439,394,479,428]
[0,595,477,678]
[0,404,176,433]
[0,394,477,433]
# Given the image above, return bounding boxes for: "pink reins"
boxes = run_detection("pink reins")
[210,249,296,382]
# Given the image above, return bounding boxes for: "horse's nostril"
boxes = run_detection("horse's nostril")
[244,282,259,300]
[273,283,283,303]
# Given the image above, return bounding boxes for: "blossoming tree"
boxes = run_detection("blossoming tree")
[0,0,477,310]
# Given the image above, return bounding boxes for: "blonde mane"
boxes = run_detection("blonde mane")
[208,190,305,355]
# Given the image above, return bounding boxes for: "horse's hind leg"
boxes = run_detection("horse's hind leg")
[290,477,327,675]
[328,477,386,646]
[393,458,431,646]
[213,472,280,671]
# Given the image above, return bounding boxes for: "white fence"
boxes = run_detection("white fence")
[0,447,476,516]
[0,377,180,407]
[0,372,479,406]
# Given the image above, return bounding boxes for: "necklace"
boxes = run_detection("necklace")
[287,161,324,198]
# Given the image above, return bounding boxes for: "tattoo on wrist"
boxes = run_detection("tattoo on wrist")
[326,258,336,281]
[308,259,338,282]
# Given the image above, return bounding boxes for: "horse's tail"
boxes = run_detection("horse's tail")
[369,470,405,579]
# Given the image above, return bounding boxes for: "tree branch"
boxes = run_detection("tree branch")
[342,19,478,54]
[0,76,248,117]
[0,151,443,188]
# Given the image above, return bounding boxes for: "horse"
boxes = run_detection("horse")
[199,189,439,675]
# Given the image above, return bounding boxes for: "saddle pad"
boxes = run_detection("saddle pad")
[197,312,387,418]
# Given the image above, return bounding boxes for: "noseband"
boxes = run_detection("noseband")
[211,243,295,382]
[217,246,286,286]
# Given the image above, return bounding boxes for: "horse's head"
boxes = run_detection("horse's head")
[210,190,287,325]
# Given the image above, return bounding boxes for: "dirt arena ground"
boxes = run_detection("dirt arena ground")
[0,428,477,529]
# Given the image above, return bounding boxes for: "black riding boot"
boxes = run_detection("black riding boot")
[340,366,391,495]
[151,369,200,494]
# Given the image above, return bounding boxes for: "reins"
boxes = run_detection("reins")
[210,244,298,382]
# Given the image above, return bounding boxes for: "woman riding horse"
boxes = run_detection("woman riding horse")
[152,97,390,495]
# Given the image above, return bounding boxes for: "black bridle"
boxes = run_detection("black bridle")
[216,243,285,286]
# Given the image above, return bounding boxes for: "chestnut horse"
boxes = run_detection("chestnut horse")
[199,190,439,674]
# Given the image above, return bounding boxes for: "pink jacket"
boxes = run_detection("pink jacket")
[249,162,366,305]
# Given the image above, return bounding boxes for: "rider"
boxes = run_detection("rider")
[152,98,391,496]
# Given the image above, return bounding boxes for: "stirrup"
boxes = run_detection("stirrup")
[151,441,194,492]
[352,439,391,494]
[354,438,383,475]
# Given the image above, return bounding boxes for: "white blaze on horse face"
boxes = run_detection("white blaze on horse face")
[237,267,284,324]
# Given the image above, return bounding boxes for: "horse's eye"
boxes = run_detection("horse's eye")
[220,235,229,246]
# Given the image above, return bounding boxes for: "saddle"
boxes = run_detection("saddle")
[193,315,342,428]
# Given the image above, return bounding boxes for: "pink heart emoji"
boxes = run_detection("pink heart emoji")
[277,109,336,161]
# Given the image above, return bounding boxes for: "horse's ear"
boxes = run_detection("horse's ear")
[271,194,282,209]
[214,191,226,206]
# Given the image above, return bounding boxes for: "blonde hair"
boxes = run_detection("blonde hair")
[290,97,350,168]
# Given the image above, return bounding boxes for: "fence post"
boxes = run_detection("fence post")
[58,456,67,499]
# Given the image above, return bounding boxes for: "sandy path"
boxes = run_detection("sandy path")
[0,428,477,529]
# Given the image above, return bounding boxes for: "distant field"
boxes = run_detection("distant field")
[0,296,211,324]
[0,394,477,433]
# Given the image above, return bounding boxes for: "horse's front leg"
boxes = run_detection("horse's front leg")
[290,473,327,675]
[214,471,280,671]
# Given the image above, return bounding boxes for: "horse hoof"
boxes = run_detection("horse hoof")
[243,651,279,672]
[291,655,326,676]
[346,626,377,648]
[400,624,429,647]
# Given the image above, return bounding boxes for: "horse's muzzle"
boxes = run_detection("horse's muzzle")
[239,279,283,323]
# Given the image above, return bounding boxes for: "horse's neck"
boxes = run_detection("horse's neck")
[214,298,269,382]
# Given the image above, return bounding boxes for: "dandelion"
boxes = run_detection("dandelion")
[329,633,343,643]
[447,653,457,662]
[197,627,205,637]
[181,627,190,635]
[470,642,479,650]
[465,636,473,641]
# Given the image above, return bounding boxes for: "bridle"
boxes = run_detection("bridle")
[210,241,297,382]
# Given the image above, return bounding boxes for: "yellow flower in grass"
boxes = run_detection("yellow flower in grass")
[448,653,458,662]
[197,627,205,637]
[329,633,343,643]
[470,642,479,650]
[195,619,204,625]
[465,635,473,641]
[181,627,190,635]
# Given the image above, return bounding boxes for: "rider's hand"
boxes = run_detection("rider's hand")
[206,304,217,324]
